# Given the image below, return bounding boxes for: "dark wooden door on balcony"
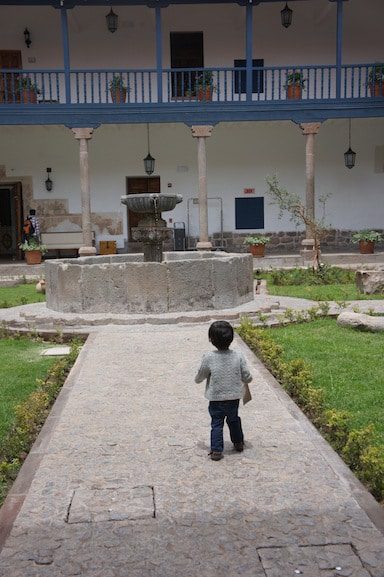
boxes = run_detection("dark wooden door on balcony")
[170,32,203,99]
[126,176,160,241]
[0,50,22,103]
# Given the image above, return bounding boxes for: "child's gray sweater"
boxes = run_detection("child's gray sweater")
[195,348,252,401]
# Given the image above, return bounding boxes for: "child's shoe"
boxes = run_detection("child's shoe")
[233,442,244,452]
[209,451,223,461]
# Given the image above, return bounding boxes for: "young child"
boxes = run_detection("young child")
[195,320,253,461]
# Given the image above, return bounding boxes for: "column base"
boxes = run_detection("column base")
[78,246,97,257]
[196,241,213,251]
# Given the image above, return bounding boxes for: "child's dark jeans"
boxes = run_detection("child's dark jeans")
[208,399,244,453]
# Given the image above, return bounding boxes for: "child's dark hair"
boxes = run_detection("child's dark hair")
[208,321,234,350]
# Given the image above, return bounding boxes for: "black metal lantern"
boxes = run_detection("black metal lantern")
[24,28,31,48]
[281,3,293,28]
[45,168,53,192]
[344,119,356,169]
[106,8,118,33]
[143,124,155,176]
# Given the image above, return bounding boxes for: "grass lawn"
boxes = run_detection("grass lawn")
[0,283,46,308]
[266,283,384,301]
[0,338,56,444]
[264,318,384,442]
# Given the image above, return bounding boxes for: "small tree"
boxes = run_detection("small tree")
[266,175,330,271]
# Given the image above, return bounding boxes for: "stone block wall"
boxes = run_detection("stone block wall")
[186,229,384,253]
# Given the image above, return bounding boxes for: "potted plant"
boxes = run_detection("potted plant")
[195,71,215,101]
[109,75,128,103]
[19,238,47,265]
[285,71,306,100]
[17,77,40,104]
[351,230,383,254]
[243,235,270,257]
[368,64,384,97]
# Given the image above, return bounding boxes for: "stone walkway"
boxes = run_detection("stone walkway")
[1,322,384,576]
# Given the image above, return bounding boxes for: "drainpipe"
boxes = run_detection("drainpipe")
[60,7,71,105]
[246,2,253,103]
[155,5,163,104]
[336,0,344,100]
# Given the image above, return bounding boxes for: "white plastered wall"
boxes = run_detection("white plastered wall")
[0,119,383,248]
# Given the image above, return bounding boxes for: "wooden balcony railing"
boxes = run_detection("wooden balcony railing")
[0,64,383,106]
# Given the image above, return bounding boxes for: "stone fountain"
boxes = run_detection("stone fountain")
[120,193,183,262]
[45,192,254,314]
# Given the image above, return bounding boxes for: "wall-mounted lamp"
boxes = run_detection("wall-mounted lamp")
[24,28,32,48]
[45,168,53,192]
[344,119,356,169]
[281,3,293,28]
[143,124,155,176]
[106,8,118,33]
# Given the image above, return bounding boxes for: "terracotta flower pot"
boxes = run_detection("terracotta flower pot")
[21,89,38,104]
[25,250,42,265]
[359,240,375,254]
[286,85,302,100]
[110,88,127,103]
[249,244,265,257]
[197,87,212,102]
[369,83,384,97]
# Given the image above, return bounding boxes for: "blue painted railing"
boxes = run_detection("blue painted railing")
[0,64,383,105]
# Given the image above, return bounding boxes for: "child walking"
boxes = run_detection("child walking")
[195,321,253,461]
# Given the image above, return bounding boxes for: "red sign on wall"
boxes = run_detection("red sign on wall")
[243,188,255,194]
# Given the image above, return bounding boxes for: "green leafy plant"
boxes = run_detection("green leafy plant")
[351,230,383,243]
[19,238,47,255]
[368,64,384,84]
[195,71,214,88]
[284,71,306,88]
[243,235,270,246]
[108,74,128,91]
[17,76,40,94]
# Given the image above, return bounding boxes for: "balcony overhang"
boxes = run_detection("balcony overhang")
[0,100,381,128]
[0,0,318,5]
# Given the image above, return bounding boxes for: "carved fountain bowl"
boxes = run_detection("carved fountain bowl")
[121,193,183,213]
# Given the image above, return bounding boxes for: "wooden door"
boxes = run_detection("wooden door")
[0,50,22,103]
[0,182,23,260]
[170,32,203,98]
[126,176,160,240]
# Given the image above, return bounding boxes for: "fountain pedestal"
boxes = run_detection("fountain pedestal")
[132,226,172,263]
[121,193,183,262]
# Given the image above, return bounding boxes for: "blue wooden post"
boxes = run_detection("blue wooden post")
[61,7,71,104]
[156,6,163,104]
[246,2,253,103]
[336,0,343,100]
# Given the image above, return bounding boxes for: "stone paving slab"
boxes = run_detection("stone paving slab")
[1,324,384,577]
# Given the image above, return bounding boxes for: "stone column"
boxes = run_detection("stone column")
[71,128,96,256]
[191,125,214,250]
[299,122,321,248]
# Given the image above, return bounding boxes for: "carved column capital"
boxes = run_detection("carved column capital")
[299,122,322,136]
[191,125,214,138]
[71,128,94,140]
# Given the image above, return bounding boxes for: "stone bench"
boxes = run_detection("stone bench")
[41,231,95,257]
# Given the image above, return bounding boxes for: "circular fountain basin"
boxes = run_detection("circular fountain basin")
[121,193,183,213]
[45,252,254,314]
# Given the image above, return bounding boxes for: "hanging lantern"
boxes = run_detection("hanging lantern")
[24,28,32,48]
[45,167,53,192]
[106,8,118,33]
[143,124,155,175]
[281,3,293,28]
[344,119,356,169]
